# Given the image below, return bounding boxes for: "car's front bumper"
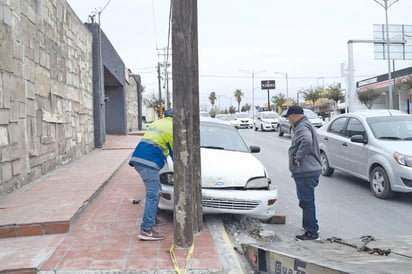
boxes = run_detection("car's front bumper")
[237,123,253,128]
[389,164,412,193]
[262,122,278,131]
[159,184,278,220]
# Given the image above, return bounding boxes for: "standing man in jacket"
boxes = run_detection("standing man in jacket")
[129,109,173,241]
[285,106,322,241]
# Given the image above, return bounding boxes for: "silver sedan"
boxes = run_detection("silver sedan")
[318,109,412,199]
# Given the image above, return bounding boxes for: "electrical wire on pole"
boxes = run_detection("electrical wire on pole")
[240,70,265,118]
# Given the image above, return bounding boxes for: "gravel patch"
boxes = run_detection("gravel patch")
[221,215,282,251]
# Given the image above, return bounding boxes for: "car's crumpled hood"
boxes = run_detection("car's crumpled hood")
[200,148,267,188]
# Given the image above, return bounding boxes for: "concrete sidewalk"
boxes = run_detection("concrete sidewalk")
[0,134,244,274]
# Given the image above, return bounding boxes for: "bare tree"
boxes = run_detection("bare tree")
[241,103,251,113]
[228,106,237,114]
[300,87,321,110]
[324,83,345,110]
[325,83,345,105]
[357,88,382,109]
[143,92,164,117]
[396,76,412,91]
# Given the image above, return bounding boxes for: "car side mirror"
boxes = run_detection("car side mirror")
[351,134,367,144]
[249,145,261,153]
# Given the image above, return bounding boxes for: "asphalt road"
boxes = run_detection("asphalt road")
[238,128,412,241]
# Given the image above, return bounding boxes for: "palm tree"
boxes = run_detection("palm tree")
[233,89,244,112]
[272,92,287,113]
[208,92,217,111]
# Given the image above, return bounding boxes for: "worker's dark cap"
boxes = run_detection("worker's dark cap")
[284,105,304,117]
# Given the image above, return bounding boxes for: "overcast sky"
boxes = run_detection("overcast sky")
[67,0,412,110]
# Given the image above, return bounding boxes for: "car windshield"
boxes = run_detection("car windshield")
[303,109,318,119]
[215,114,234,121]
[261,112,279,119]
[367,116,412,140]
[200,122,250,152]
[236,113,250,118]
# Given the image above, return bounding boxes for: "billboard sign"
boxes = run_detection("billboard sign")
[261,80,276,90]
[373,24,412,60]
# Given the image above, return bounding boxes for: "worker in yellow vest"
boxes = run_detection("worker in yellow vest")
[129,109,173,241]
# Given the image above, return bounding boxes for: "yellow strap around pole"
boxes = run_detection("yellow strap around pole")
[169,242,195,274]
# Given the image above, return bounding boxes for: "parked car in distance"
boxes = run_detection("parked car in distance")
[234,112,253,129]
[200,111,210,117]
[254,111,280,131]
[159,117,278,220]
[215,113,241,128]
[215,113,235,125]
[317,109,412,199]
[278,108,324,137]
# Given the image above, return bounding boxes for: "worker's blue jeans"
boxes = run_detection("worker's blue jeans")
[293,171,321,235]
[135,165,161,231]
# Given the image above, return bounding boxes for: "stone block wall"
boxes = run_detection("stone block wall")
[0,0,95,195]
[126,70,139,132]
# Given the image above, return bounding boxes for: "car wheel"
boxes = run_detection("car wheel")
[261,125,265,132]
[254,124,258,131]
[278,126,284,136]
[370,166,393,199]
[320,151,334,176]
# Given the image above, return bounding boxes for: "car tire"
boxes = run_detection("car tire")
[370,166,393,199]
[254,125,258,131]
[278,126,284,136]
[320,151,334,176]
[261,125,265,132]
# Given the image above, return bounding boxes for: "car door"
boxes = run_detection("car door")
[343,117,368,177]
[279,110,290,133]
[320,116,348,169]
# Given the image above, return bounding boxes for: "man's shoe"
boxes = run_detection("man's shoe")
[295,231,319,241]
[138,229,165,241]
[301,227,320,234]
[154,215,166,226]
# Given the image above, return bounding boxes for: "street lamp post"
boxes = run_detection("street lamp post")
[316,77,324,88]
[240,70,265,118]
[374,0,399,109]
[274,72,289,98]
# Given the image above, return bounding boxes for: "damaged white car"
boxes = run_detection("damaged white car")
[159,118,278,220]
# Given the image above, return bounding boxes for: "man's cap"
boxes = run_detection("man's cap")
[284,105,304,117]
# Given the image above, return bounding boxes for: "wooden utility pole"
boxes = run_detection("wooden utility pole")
[157,62,163,118]
[172,0,202,247]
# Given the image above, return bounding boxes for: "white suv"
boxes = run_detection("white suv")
[254,111,279,131]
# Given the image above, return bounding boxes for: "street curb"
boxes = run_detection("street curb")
[206,216,249,274]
